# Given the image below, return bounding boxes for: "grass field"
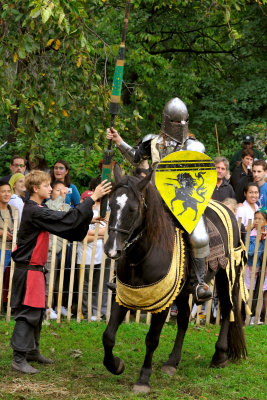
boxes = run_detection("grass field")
[0,319,266,400]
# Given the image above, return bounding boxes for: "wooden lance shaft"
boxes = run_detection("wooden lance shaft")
[100,0,131,218]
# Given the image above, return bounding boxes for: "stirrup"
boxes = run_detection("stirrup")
[194,283,212,304]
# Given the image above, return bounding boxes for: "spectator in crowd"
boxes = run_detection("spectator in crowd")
[8,173,26,222]
[252,160,267,209]
[236,182,259,229]
[50,159,80,206]
[245,209,267,325]
[235,159,267,206]
[45,181,71,319]
[25,152,50,173]
[0,181,19,273]
[0,155,26,183]
[211,157,236,202]
[230,135,264,172]
[77,187,109,321]
[230,148,254,200]
[10,170,111,374]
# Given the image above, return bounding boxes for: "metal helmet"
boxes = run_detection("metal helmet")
[161,97,189,144]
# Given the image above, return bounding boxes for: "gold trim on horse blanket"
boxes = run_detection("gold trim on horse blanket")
[116,228,185,313]
[207,200,251,320]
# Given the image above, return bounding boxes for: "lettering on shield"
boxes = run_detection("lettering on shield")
[155,151,217,234]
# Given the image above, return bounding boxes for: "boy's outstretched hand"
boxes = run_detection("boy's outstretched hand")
[91,180,112,202]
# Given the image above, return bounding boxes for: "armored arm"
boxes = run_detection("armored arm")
[117,134,156,166]
[185,138,206,153]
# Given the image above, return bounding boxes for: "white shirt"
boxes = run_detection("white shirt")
[236,200,259,227]
[76,208,106,265]
[9,194,24,222]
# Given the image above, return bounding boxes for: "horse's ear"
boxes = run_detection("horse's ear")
[136,169,154,192]
[113,162,122,184]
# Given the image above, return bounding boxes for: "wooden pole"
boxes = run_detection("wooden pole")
[6,209,19,322]
[67,241,77,322]
[245,221,262,325]
[0,217,8,313]
[46,235,57,321]
[215,124,220,156]
[56,239,67,323]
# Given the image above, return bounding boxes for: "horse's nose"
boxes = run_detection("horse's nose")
[107,249,121,260]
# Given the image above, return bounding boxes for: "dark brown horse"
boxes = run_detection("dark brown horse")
[103,164,247,394]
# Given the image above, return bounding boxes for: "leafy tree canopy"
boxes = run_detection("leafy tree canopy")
[0,0,266,189]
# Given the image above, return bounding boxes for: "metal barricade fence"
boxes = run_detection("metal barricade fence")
[0,213,266,326]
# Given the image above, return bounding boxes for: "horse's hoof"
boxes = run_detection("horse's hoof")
[103,357,125,375]
[133,384,151,394]
[115,359,125,375]
[210,359,228,368]
[161,364,176,376]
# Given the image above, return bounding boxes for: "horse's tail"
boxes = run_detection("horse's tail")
[227,275,248,361]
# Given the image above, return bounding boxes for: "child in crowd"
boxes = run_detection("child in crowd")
[77,182,109,321]
[8,173,26,222]
[10,170,111,374]
[45,181,70,319]
[236,182,259,229]
[245,209,267,325]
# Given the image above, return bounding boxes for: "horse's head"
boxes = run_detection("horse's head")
[104,164,152,260]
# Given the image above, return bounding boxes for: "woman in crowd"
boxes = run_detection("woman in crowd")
[8,173,26,221]
[245,209,267,324]
[236,182,260,229]
[50,159,80,206]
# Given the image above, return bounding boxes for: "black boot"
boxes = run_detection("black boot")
[26,317,54,364]
[12,350,40,374]
[190,257,212,304]
[106,276,116,291]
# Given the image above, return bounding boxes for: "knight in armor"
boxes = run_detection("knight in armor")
[106,97,212,304]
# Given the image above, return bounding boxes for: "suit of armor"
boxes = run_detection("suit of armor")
[112,97,212,303]
[117,134,209,259]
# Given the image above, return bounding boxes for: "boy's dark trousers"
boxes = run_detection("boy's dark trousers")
[11,305,53,373]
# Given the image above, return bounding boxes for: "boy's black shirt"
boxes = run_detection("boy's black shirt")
[12,197,95,266]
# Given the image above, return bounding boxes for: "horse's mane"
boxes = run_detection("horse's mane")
[112,175,175,252]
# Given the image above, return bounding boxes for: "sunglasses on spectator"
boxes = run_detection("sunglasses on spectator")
[54,166,66,171]
[12,163,25,168]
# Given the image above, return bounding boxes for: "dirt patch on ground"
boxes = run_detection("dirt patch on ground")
[0,378,70,399]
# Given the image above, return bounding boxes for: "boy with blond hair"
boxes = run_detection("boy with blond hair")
[10,170,111,374]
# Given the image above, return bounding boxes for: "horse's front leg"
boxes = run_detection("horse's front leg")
[133,308,169,394]
[162,294,190,375]
[102,302,128,375]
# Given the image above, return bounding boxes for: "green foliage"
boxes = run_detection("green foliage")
[0,0,266,189]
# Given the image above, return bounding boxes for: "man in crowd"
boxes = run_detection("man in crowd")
[230,148,254,202]
[211,157,236,202]
[230,135,263,173]
[0,155,26,182]
[252,160,267,209]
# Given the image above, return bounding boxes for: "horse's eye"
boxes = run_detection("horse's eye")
[129,207,138,212]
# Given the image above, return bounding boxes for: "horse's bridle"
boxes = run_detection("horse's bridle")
[108,187,147,251]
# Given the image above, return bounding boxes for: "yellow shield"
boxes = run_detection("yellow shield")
[155,151,217,234]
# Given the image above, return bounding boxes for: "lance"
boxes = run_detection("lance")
[100,0,131,217]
